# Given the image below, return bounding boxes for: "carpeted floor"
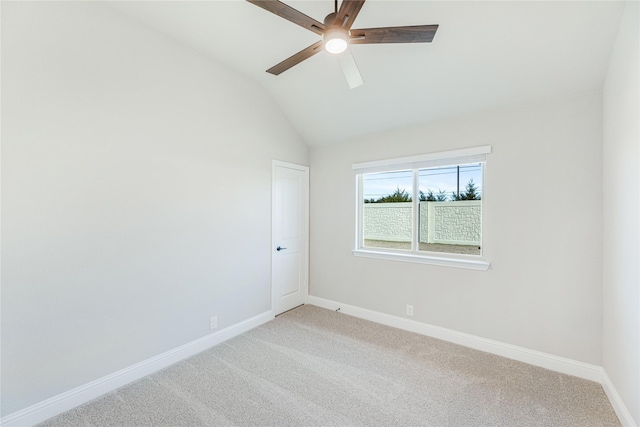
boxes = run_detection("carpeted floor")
[38,305,620,426]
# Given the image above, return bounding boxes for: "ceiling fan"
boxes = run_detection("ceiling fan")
[247,0,438,89]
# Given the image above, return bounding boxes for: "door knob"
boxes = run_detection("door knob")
[276,246,287,251]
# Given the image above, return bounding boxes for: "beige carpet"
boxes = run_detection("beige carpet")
[38,305,620,426]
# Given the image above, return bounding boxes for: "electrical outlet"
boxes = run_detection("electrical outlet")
[406,305,414,316]
[209,316,218,330]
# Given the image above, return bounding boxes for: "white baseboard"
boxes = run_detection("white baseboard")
[0,310,274,427]
[602,371,638,427]
[307,295,639,426]
[307,295,602,381]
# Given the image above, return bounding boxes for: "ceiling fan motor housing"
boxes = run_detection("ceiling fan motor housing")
[323,12,350,54]
[323,12,338,26]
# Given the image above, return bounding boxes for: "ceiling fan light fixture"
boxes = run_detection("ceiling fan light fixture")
[323,28,349,54]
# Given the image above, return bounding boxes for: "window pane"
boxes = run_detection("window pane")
[418,164,482,255]
[362,170,413,251]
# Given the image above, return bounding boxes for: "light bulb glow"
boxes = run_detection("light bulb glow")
[324,29,349,54]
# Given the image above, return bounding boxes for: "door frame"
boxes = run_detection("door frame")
[271,160,309,315]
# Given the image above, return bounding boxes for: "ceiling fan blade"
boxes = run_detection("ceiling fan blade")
[333,0,365,30]
[247,0,327,35]
[350,25,439,44]
[337,49,363,89]
[266,40,324,75]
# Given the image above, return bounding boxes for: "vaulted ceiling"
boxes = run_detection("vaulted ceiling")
[109,1,625,146]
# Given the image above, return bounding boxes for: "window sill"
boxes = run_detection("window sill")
[352,249,490,271]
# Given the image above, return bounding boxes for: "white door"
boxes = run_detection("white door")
[272,161,308,316]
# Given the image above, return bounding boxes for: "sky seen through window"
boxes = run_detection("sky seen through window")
[363,163,482,201]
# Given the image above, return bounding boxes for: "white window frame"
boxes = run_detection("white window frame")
[353,145,491,271]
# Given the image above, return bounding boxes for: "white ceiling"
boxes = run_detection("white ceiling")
[109,1,625,147]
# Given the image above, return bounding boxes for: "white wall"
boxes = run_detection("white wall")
[310,92,604,365]
[603,1,640,424]
[0,2,308,416]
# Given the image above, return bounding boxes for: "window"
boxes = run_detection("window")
[353,146,491,270]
